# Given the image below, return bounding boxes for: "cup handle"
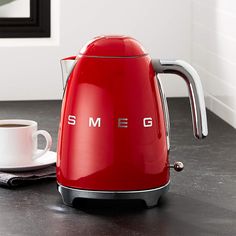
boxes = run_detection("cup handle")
[32,130,52,160]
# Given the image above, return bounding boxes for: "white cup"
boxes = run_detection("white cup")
[0,119,52,166]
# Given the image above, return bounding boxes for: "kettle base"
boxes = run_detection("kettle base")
[58,181,170,208]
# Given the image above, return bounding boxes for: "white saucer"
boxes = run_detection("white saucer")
[0,149,56,172]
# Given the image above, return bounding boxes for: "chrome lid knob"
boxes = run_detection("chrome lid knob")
[173,161,184,172]
[169,161,184,172]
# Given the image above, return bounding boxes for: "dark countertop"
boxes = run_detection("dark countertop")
[0,98,235,236]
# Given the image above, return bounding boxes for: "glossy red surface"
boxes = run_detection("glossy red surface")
[79,35,147,57]
[57,37,169,191]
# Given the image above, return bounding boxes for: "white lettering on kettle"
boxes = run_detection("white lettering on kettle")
[89,117,101,127]
[68,115,76,125]
[118,118,128,128]
[67,115,153,128]
[143,117,153,127]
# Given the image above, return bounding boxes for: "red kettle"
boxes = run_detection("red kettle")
[57,36,208,207]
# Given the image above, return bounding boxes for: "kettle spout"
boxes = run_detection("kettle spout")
[60,56,77,89]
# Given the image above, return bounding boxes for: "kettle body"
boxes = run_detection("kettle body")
[57,36,208,207]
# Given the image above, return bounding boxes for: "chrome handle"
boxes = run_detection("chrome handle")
[155,76,170,151]
[152,59,208,139]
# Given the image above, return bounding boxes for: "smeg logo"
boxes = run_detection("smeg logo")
[67,115,153,128]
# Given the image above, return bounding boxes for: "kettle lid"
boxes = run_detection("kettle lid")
[79,35,148,57]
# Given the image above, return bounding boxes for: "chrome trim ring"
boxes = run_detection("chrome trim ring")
[58,181,170,208]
